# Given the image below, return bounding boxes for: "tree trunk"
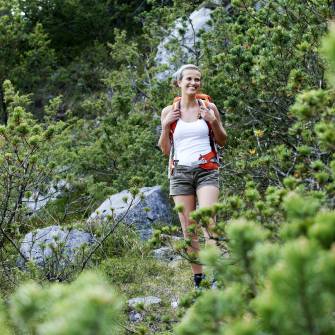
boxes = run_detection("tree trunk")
[0,86,8,125]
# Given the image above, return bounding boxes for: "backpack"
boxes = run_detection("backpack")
[168,93,220,178]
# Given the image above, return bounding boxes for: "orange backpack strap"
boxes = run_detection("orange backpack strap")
[173,94,212,104]
[169,121,177,143]
[168,100,181,178]
[196,93,212,104]
[198,151,220,170]
[169,100,180,141]
[173,96,181,104]
[197,98,220,168]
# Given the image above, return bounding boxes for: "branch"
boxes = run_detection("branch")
[80,195,137,271]
[0,226,27,261]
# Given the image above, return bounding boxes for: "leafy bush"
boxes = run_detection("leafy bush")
[173,194,335,335]
[1,1,335,334]
[9,271,124,335]
[100,255,172,286]
[0,80,62,257]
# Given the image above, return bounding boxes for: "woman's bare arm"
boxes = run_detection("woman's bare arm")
[199,102,227,147]
[207,103,227,147]
[158,105,181,156]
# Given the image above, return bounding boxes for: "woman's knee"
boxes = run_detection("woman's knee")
[180,218,198,239]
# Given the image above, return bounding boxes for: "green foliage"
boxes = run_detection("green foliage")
[54,111,166,199]
[93,223,144,259]
[308,211,335,248]
[9,271,124,335]
[197,0,333,194]
[0,81,62,248]
[321,22,335,87]
[175,285,247,335]
[254,238,335,335]
[0,298,11,335]
[1,1,335,334]
[173,193,335,334]
[100,255,169,286]
[0,0,57,121]
[17,0,151,61]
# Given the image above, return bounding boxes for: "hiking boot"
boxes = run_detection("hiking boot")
[193,273,206,289]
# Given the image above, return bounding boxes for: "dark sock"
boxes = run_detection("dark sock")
[194,273,205,287]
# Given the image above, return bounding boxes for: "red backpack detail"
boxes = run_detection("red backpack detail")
[168,94,220,177]
[173,93,212,105]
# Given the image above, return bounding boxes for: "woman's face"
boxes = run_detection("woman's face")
[178,69,201,95]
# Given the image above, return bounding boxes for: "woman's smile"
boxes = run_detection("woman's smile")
[178,69,201,94]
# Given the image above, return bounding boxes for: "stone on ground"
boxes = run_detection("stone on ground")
[88,186,172,239]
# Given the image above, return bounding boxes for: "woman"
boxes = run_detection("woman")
[158,64,227,288]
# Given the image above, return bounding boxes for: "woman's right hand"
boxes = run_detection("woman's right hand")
[162,108,181,130]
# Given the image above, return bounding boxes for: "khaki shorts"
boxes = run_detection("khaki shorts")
[169,165,219,196]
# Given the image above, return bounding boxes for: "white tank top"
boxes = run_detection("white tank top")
[173,119,211,166]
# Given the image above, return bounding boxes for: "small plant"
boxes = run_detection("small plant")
[9,271,124,335]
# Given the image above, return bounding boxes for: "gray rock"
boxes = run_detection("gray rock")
[152,247,182,262]
[129,311,143,322]
[23,180,70,213]
[19,225,94,268]
[160,234,182,241]
[88,186,172,240]
[128,296,161,308]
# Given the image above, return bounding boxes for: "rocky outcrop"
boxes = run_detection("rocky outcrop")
[19,225,94,269]
[88,186,173,240]
[154,1,234,81]
[155,6,213,80]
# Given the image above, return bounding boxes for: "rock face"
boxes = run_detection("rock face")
[155,7,213,80]
[19,225,94,268]
[88,186,173,240]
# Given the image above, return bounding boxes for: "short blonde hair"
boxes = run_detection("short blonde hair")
[172,64,201,87]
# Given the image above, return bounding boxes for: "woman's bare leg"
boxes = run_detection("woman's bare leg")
[173,194,202,274]
[196,185,220,246]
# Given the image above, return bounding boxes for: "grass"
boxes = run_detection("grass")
[99,252,193,334]
[0,221,201,335]
[92,221,201,334]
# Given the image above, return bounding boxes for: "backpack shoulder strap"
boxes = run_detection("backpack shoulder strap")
[174,94,212,104]
[169,100,180,141]
[196,93,212,102]
[197,98,210,108]
[168,100,181,178]
[197,99,218,155]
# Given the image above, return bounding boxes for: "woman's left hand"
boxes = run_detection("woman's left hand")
[200,106,216,124]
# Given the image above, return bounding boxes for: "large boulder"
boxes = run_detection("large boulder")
[88,186,172,240]
[19,225,94,272]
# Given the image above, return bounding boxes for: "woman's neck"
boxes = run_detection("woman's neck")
[180,94,197,109]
